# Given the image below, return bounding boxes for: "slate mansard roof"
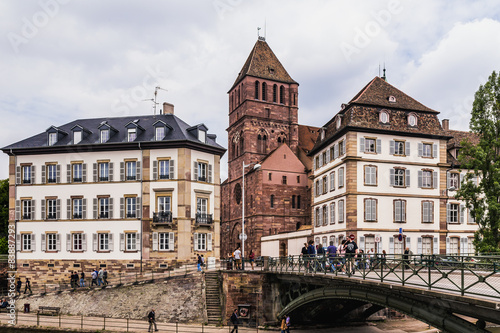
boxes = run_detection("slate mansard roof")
[2,113,226,156]
[310,76,452,155]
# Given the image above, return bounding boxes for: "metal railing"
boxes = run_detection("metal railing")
[153,211,173,224]
[3,262,224,298]
[195,213,213,225]
[264,254,500,301]
[1,311,260,332]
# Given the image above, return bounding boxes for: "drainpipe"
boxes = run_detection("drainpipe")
[138,142,143,274]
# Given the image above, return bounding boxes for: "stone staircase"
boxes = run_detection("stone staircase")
[205,271,222,325]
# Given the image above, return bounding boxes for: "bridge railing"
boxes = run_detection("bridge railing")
[265,254,500,301]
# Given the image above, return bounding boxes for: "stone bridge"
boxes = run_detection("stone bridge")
[219,257,500,333]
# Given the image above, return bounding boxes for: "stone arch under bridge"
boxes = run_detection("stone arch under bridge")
[274,276,499,333]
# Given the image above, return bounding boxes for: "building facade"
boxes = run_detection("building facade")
[4,104,225,284]
[221,38,319,258]
[307,77,478,256]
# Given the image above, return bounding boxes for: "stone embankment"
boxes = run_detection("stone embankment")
[15,274,205,323]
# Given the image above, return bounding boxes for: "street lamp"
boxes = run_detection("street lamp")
[242,161,261,270]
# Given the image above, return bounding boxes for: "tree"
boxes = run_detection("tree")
[0,179,7,235]
[0,179,8,254]
[457,71,500,253]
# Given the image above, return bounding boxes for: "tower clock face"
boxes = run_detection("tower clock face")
[234,183,242,204]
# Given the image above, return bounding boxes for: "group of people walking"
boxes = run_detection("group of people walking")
[301,235,381,274]
[16,277,32,295]
[70,268,108,288]
[228,247,256,270]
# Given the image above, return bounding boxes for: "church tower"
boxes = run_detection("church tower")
[221,38,308,258]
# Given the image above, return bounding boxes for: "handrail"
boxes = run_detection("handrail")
[260,254,500,300]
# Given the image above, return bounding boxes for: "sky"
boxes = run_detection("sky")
[1,0,500,180]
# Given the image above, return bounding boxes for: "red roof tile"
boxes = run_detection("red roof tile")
[230,39,297,91]
[350,77,437,113]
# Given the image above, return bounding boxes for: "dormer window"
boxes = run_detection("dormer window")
[128,128,137,142]
[388,95,396,103]
[156,127,165,141]
[48,132,57,146]
[408,113,417,127]
[336,116,341,129]
[100,129,110,143]
[73,130,82,144]
[320,128,325,140]
[379,110,389,124]
[199,130,206,143]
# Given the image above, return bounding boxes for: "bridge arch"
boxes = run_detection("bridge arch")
[277,284,489,333]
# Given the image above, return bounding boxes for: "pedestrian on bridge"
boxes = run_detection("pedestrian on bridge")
[327,241,337,272]
[344,235,358,275]
[403,247,413,270]
[234,247,242,270]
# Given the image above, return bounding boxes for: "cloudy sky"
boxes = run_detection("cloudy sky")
[1,0,500,180]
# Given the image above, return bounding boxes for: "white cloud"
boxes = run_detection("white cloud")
[1,1,500,179]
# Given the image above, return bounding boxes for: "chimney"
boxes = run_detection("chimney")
[163,102,174,115]
[442,119,449,130]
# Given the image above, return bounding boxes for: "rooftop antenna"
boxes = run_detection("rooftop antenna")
[382,63,387,82]
[257,27,261,39]
[143,86,168,117]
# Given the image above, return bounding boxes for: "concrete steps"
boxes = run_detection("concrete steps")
[205,272,222,325]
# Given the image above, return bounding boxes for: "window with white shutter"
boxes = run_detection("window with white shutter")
[330,171,335,191]
[364,165,377,186]
[330,203,335,224]
[338,168,344,188]
[364,198,377,222]
[338,200,344,223]
[421,201,434,223]
[394,200,406,222]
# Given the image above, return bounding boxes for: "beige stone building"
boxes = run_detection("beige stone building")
[2,103,226,284]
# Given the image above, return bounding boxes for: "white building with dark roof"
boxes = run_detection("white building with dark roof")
[309,76,478,256]
[3,103,226,285]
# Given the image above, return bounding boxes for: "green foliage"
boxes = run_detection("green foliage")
[0,178,8,237]
[457,71,500,253]
[0,236,7,254]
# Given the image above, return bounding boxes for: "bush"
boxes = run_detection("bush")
[0,237,7,254]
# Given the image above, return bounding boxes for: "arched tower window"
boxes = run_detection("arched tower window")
[237,87,240,105]
[232,133,240,158]
[280,85,285,104]
[277,132,287,144]
[239,132,244,154]
[273,84,277,103]
[262,82,267,101]
[254,81,259,100]
[240,84,243,104]
[257,130,268,154]
[231,93,234,110]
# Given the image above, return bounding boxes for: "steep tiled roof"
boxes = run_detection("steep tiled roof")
[349,77,437,113]
[310,77,451,155]
[298,124,320,154]
[444,129,480,165]
[444,129,479,149]
[2,114,225,155]
[230,39,297,91]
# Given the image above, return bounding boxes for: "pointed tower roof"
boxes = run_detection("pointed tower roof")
[230,39,297,91]
[349,76,437,113]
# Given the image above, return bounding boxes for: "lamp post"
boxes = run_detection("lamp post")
[242,161,261,270]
